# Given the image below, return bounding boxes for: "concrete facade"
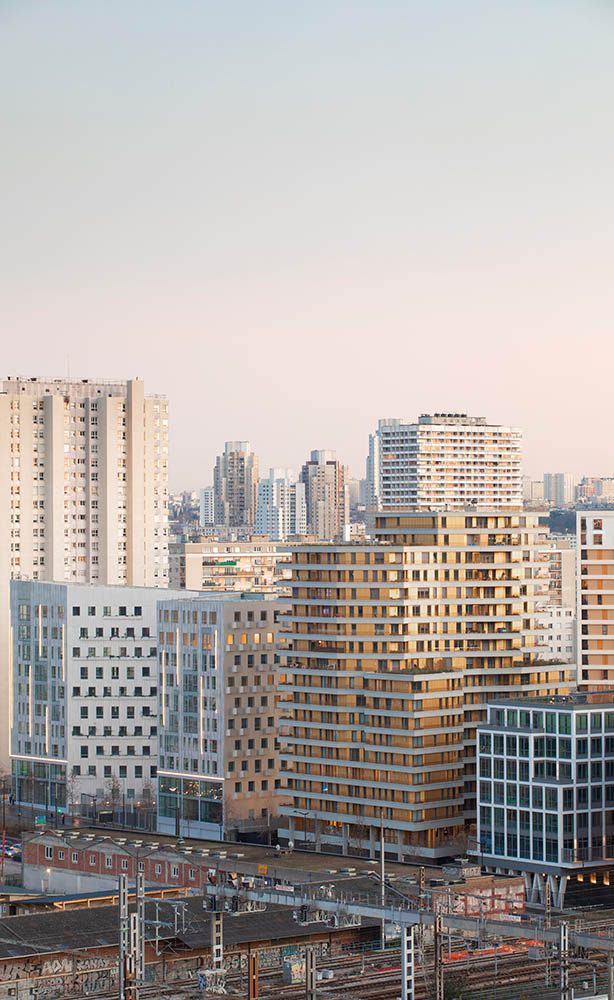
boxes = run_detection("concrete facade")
[168,539,291,593]
[0,377,169,767]
[367,414,522,512]
[10,581,190,812]
[156,594,290,840]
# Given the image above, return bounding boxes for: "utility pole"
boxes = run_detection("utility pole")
[434,912,444,1000]
[305,947,316,1000]
[136,871,145,989]
[559,921,569,1000]
[401,925,415,1000]
[608,950,614,1000]
[247,950,259,1000]
[380,807,385,950]
[545,879,553,987]
[118,874,129,1000]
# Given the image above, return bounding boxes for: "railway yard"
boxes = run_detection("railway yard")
[58,939,614,1000]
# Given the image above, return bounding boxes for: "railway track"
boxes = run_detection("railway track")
[20,933,614,1000]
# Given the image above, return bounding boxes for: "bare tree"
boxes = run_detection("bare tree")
[66,771,81,820]
[105,775,121,804]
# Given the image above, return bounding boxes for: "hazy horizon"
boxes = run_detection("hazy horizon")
[3,1,614,488]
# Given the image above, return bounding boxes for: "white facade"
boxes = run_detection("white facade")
[199,487,214,528]
[546,537,576,607]
[10,581,188,811]
[537,605,576,662]
[366,414,522,511]
[255,469,306,541]
[0,377,169,767]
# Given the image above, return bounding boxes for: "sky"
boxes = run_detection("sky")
[2,0,613,488]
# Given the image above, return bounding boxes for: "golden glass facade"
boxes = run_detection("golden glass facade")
[278,512,573,860]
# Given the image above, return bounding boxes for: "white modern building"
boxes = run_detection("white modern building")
[199,487,214,529]
[255,469,306,541]
[476,694,614,902]
[10,581,188,814]
[0,377,169,767]
[366,414,522,511]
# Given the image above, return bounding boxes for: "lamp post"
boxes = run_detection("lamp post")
[169,786,180,840]
[1,778,7,881]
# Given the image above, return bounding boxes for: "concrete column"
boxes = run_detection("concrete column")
[369,825,377,859]
[314,819,322,852]
[342,823,349,854]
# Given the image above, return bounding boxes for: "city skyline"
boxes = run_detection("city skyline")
[3,1,614,485]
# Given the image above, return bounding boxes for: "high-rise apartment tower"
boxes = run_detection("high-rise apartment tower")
[213,441,259,529]
[367,414,522,511]
[300,450,349,541]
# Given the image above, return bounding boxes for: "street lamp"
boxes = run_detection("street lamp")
[169,786,180,840]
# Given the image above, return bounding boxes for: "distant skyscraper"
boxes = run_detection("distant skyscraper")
[255,469,306,541]
[199,486,214,528]
[213,441,259,528]
[0,376,169,766]
[366,414,522,510]
[300,450,349,541]
[543,473,576,506]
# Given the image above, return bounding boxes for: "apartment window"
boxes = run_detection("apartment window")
[72,607,81,616]
[105,856,113,869]
[72,852,78,863]
[89,855,96,866]
[45,846,53,860]
[155,863,162,875]
[121,858,128,870]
